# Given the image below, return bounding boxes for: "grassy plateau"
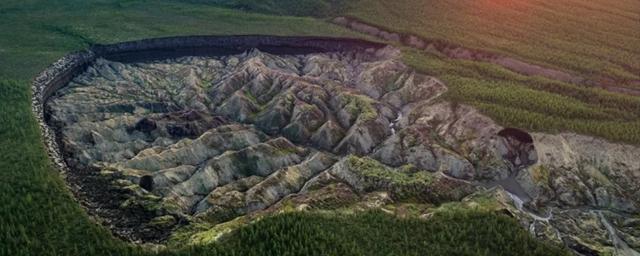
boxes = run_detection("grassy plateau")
[345,0,640,82]
[1,0,636,255]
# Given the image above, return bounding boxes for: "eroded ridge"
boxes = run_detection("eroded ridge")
[46,46,640,254]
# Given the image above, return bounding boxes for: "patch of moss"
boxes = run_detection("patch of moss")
[120,196,162,212]
[347,156,434,186]
[161,198,185,214]
[383,203,432,218]
[341,93,378,122]
[532,165,551,184]
[433,191,502,213]
[188,217,250,246]
[242,90,260,106]
[277,200,298,213]
[398,163,417,173]
[272,144,301,156]
[148,215,177,228]
[298,102,318,112]
[167,220,215,248]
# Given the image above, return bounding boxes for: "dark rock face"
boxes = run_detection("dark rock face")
[42,43,640,254]
[497,128,537,169]
[139,175,154,191]
[499,128,534,144]
[134,118,157,133]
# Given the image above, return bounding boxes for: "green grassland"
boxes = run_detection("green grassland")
[0,0,357,79]
[0,0,635,255]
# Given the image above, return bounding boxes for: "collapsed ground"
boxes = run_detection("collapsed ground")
[46,46,640,255]
[3,1,639,255]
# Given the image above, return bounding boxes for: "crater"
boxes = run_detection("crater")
[38,36,538,243]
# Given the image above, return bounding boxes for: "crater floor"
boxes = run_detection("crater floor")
[46,47,640,254]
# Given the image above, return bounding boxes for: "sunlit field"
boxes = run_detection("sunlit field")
[347,0,640,83]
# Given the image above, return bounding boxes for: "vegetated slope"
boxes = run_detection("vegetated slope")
[346,0,640,84]
[0,80,143,255]
[194,0,640,84]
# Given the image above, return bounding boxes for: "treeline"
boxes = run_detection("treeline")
[170,210,570,256]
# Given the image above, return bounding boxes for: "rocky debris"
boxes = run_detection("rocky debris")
[518,133,640,213]
[511,133,640,255]
[162,137,307,213]
[496,132,640,254]
[122,124,267,173]
[193,152,338,222]
[371,102,528,182]
[44,45,640,254]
